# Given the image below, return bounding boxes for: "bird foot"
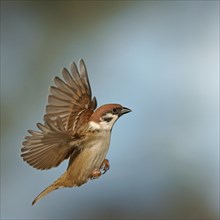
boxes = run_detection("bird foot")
[90,169,102,180]
[100,159,110,174]
[90,159,110,180]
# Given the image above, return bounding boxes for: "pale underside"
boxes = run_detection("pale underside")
[21,59,124,205]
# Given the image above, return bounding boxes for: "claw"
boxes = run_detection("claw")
[90,169,101,180]
[100,159,110,174]
[90,159,110,180]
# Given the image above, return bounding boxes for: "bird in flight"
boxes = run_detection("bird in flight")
[21,59,131,205]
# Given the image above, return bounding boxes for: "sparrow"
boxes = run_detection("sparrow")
[21,59,131,205]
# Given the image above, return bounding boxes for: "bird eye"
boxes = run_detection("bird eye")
[112,108,117,113]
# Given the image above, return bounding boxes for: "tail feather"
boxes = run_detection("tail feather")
[32,183,63,205]
[32,172,71,205]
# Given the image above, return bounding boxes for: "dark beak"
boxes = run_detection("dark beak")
[120,107,132,116]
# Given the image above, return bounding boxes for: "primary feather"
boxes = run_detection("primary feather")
[21,59,97,170]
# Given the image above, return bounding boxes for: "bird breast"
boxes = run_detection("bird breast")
[67,129,111,185]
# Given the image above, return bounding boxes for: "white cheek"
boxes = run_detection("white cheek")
[88,121,101,131]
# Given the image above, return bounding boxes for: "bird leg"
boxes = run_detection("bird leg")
[100,159,110,174]
[90,168,102,180]
[90,159,110,180]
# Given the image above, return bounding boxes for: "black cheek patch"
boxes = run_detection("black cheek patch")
[103,117,113,123]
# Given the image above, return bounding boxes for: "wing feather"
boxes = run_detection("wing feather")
[21,117,80,170]
[21,60,97,170]
[45,59,97,132]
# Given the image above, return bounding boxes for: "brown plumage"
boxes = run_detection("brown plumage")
[21,60,96,170]
[21,59,131,205]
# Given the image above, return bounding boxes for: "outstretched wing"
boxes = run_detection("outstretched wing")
[21,117,81,170]
[21,60,97,170]
[45,59,97,132]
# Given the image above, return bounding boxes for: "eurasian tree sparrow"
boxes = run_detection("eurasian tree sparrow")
[21,59,131,205]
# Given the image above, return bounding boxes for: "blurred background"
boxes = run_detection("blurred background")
[1,1,219,219]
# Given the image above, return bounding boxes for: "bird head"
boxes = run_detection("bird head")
[89,104,131,131]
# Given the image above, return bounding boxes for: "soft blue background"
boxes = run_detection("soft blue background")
[1,1,219,219]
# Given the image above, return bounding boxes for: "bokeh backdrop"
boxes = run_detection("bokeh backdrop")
[1,1,219,219]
